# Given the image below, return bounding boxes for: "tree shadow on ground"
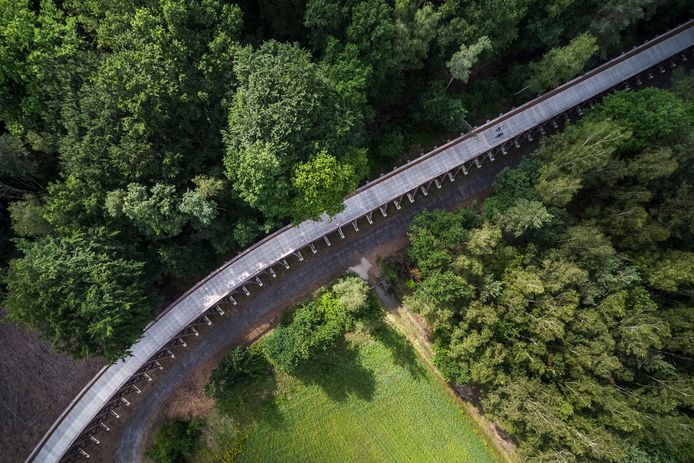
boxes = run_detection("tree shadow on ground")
[371,323,426,380]
[294,337,376,402]
[217,366,285,429]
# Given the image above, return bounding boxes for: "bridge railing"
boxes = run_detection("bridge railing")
[28,19,694,463]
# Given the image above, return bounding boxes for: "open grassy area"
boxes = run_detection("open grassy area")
[192,322,498,463]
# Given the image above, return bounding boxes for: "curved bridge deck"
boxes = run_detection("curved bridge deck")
[29,20,694,462]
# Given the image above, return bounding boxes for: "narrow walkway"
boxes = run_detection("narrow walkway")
[30,21,693,462]
[114,148,521,462]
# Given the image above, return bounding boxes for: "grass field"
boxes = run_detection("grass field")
[192,321,498,463]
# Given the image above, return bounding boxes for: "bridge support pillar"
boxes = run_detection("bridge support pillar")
[488,152,495,161]
[501,146,508,155]
[110,410,120,419]
[79,448,90,458]
[281,259,290,269]
[434,178,442,189]
[255,276,263,287]
[90,436,100,445]
[352,220,359,232]
[242,285,250,296]
[552,120,558,129]
[121,397,130,407]
[514,138,520,148]
[228,295,237,305]
[100,423,110,432]
[293,250,304,261]
[393,198,402,209]
[447,172,455,182]
[215,305,225,315]
[407,192,415,203]
[365,211,373,224]
[268,267,277,278]
[132,385,141,394]
[309,243,317,254]
[379,205,388,217]
[420,184,429,196]
[526,133,534,142]
[474,158,481,168]
[323,235,331,246]
[338,227,345,239]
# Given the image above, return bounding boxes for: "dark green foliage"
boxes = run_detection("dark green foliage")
[3,229,152,362]
[415,83,467,132]
[598,88,694,152]
[146,419,201,463]
[405,88,694,462]
[206,347,269,401]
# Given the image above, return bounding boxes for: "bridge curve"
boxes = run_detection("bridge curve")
[28,20,694,463]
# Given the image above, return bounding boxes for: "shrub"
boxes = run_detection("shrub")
[145,419,201,463]
[205,347,268,401]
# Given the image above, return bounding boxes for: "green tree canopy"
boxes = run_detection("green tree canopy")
[526,33,598,95]
[3,229,152,361]
[224,41,367,227]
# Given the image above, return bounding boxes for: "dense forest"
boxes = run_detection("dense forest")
[0,0,690,361]
[402,82,694,462]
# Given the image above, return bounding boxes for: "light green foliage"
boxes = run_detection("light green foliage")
[527,33,598,94]
[404,88,694,462]
[0,0,83,148]
[179,189,218,228]
[3,230,152,361]
[8,197,52,237]
[224,41,366,226]
[497,198,553,237]
[105,183,218,237]
[641,251,694,293]
[446,35,492,86]
[263,276,372,372]
[407,208,480,273]
[331,275,371,313]
[291,151,360,222]
[466,221,502,255]
[534,119,628,206]
[195,321,497,463]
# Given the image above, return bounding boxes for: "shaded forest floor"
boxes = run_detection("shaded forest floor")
[0,313,103,462]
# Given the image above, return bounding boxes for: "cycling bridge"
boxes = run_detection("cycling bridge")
[28,19,694,463]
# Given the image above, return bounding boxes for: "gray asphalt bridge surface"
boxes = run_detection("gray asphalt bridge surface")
[28,20,694,463]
